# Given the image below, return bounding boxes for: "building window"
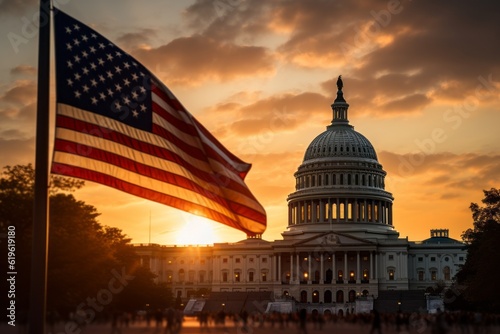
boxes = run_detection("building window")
[431,270,437,281]
[223,258,228,264]
[261,272,267,282]
[443,267,451,281]
[200,260,205,265]
[338,270,343,280]
[418,257,423,262]
[459,257,464,261]
[363,269,369,280]
[180,260,185,264]
[418,271,424,281]
[179,269,184,282]
[388,269,395,280]
[249,258,254,263]
[188,271,195,282]
[199,272,205,283]
[235,258,241,263]
[249,272,254,282]
[430,257,436,262]
[235,272,240,282]
[222,272,228,282]
[388,255,394,260]
[262,258,267,263]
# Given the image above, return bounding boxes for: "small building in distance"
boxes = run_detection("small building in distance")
[134,79,467,315]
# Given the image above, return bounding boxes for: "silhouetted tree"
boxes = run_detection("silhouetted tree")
[456,188,500,311]
[0,164,172,321]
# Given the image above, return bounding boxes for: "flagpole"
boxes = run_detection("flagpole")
[30,0,51,333]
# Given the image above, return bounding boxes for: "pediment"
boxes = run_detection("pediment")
[293,231,375,247]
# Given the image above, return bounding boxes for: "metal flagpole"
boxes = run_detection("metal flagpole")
[30,0,51,332]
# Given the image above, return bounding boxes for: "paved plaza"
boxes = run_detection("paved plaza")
[2,315,500,334]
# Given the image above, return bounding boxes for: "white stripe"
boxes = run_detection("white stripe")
[54,127,265,213]
[53,151,238,219]
[58,103,247,189]
[152,92,249,173]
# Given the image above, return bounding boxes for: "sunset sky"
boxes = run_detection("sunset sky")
[1,0,499,245]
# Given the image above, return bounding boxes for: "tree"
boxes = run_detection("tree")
[0,164,172,321]
[455,188,500,312]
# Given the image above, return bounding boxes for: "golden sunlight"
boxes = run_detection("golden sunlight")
[175,215,219,245]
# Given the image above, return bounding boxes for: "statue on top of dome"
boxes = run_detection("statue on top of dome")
[337,75,343,91]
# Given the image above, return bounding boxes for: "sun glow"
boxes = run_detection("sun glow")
[175,215,219,245]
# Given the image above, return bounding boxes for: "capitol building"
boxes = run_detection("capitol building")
[135,78,466,314]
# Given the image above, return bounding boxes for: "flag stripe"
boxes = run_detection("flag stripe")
[51,162,259,234]
[55,107,257,201]
[53,133,266,221]
[54,105,266,217]
[151,88,250,176]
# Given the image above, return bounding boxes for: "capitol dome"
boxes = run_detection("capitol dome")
[304,126,378,162]
[285,76,396,240]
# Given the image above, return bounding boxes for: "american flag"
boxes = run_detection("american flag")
[51,10,266,236]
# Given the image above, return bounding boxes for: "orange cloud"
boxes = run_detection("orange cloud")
[132,35,276,85]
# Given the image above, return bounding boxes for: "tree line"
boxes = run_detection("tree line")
[0,164,174,324]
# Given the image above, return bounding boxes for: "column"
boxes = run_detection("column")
[388,203,393,225]
[353,200,358,222]
[293,203,300,224]
[257,255,261,283]
[344,198,348,220]
[370,252,374,280]
[311,200,316,223]
[378,202,382,223]
[328,198,332,224]
[288,205,292,225]
[332,252,336,283]
[271,255,276,282]
[375,253,379,280]
[243,255,247,282]
[320,253,324,284]
[356,252,360,283]
[336,198,340,222]
[363,199,367,222]
[290,253,294,282]
[278,254,281,283]
[296,253,300,282]
[319,199,324,223]
[344,252,348,283]
[308,253,312,283]
[371,201,375,222]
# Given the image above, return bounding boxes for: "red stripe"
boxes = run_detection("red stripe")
[51,162,261,234]
[53,138,266,224]
[152,84,250,179]
[56,114,256,198]
[53,138,230,207]
[54,117,266,223]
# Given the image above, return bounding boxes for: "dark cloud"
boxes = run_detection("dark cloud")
[0,0,36,16]
[10,65,36,76]
[116,29,157,50]
[0,137,34,165]
[133,35,275,85]
[184,0,270,42]
[0,80,36,105]
[208,91,330,137]
[185,0,500,116]
[379,151,500,191]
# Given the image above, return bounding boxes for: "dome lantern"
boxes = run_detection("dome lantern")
[330,75,350,126]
